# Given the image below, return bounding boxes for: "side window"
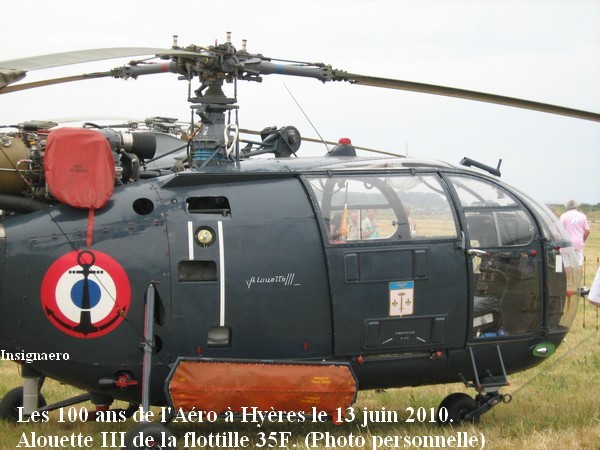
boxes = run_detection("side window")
[449,175,535,248]
[464,210,534,247]
[391,175,457,239]
[307,174,457,244]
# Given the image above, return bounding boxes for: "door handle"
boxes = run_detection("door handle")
[467,248,488,257]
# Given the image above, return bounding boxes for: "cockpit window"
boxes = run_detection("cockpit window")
[307,174,457,244]
[517,190,569,242]
[450,176,519,207]
[449,175,535,248]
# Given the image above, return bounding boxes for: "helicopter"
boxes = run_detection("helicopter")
[0,33,599,448]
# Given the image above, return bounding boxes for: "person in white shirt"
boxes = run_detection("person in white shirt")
[559,200,590,276]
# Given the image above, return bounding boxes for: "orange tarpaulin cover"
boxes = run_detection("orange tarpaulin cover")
[45,128,115,246]
[45,128,114,209]
[168,360,357,417]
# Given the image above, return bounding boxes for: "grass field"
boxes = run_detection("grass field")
[0,216,599,449]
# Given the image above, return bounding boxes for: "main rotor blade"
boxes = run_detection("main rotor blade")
[0,69,26,89]
[0,72,111,94]
[0,47,201,91]
[333,71,600,123]
[0,47,199,72]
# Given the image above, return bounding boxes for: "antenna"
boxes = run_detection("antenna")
[282,82,329,152]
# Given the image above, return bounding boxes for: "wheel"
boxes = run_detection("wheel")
[437,392,479,425]
[123,422,178,449]
[0,387,47,422]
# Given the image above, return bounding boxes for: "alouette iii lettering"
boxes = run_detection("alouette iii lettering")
[245,273,297,289]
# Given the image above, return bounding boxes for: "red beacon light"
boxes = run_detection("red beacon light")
[329,138,356,157]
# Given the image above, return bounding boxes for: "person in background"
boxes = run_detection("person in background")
[559,200,590,277]
[348,211,360,240]
[406,206,419,237]
[361,209,379,239]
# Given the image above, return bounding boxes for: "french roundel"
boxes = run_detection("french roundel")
[41,250,131,338]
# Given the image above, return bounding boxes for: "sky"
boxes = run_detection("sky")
[1,0,599,205]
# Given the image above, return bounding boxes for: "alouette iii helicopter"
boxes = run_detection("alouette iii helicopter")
[0,33,599,448]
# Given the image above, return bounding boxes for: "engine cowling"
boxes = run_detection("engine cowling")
[0,136,28,195]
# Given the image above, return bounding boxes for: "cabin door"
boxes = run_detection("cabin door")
[306,173,468,356]
[446,174,544,340]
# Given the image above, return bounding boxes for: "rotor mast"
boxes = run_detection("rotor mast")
[173,33,332,166]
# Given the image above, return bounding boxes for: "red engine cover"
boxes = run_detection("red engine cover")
[45,128,114,209]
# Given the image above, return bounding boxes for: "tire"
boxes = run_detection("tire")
[437,392,480,425]
[123,422,178,449]
[0,387,47,422]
